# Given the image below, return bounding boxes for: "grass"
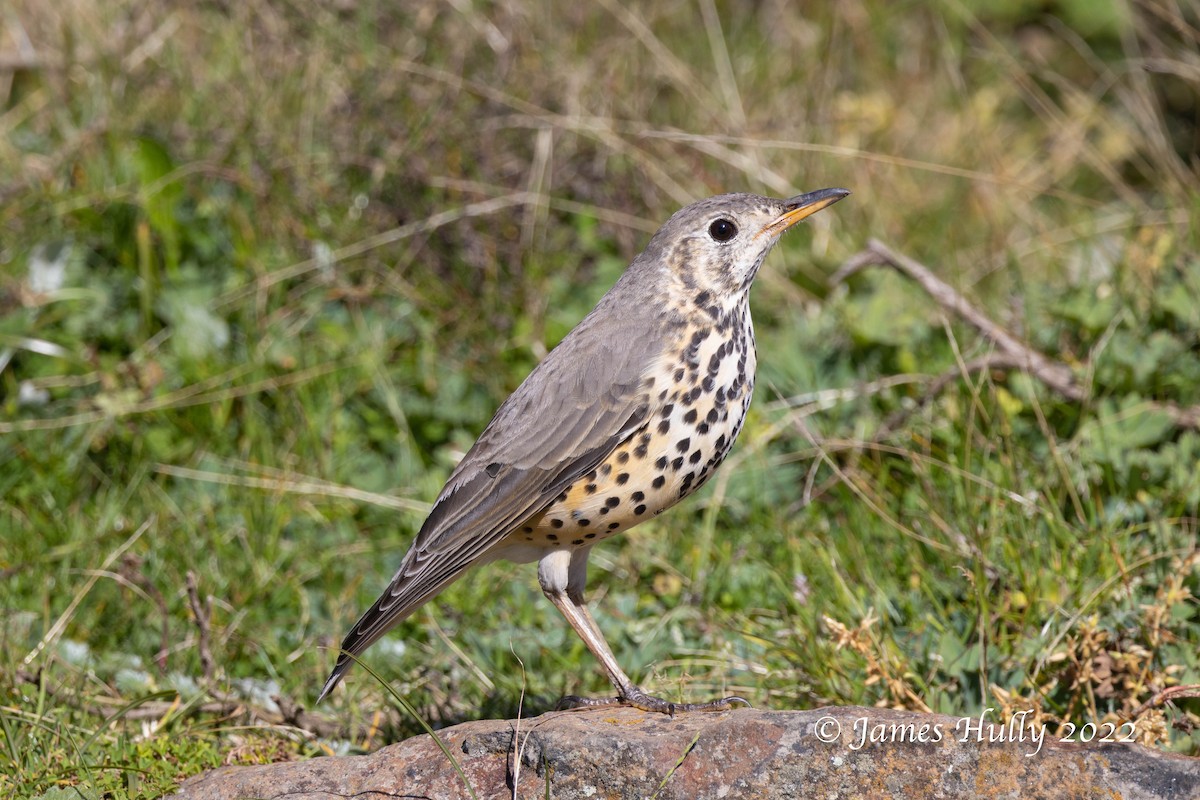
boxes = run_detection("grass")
[3,0,1200,796]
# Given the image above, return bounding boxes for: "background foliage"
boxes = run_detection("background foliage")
[2,0,1199,796]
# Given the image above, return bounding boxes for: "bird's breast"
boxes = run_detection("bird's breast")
[501,306,757,556]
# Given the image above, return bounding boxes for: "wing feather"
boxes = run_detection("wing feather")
[319,279,673,700]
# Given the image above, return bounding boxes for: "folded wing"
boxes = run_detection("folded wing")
[318,298,666,700]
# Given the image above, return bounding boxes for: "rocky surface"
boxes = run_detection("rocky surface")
[175,706,1200,799]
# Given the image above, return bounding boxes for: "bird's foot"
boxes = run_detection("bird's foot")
[556,686,750,716]
[555,694,623,711]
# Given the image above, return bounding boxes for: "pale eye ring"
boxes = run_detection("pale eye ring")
[708,218,738,242]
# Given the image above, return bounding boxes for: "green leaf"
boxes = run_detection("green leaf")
[841,270,932,347]
[132,136,183,274]
[155,269,230,361]
[1078,396,1175,472]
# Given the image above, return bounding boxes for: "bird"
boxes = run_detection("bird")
[318,187,850,714]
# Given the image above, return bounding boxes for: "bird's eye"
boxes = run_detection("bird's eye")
[708,218,738,242]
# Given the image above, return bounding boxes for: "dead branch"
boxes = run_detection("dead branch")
[119,554,171,673]
[0,54,59,71]
[833,239,1084,402]
[186,571,214,682]
[832,239,1200,436]
[1129,684,1200,721]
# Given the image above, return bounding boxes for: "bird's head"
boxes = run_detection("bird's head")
[648,187,850,305]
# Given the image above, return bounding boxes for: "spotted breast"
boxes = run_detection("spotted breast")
[502,299,756,555]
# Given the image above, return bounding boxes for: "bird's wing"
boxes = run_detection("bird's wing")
[319,305,666,700]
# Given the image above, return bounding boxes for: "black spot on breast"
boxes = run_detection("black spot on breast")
[674,368,685,382]
[585,483,598,494]
[586,469,598,481]
[703,376,714,392]
[578,518,590,527]
[608,522,620,530]
[551,519,564,529]
[600,463,612,476]
[652,475,666,489]
[634,441,649,458]
[672,456,684,471]
[658,419,671,435]
[631,491,645,502]
[689,449,702,464]
[676,437,691,453]
[617,451,630,464]
[572,539,585,545]
[634,504,647,515]
[548,533,558,541]
[523,526,533,533]
[605,497,620,508]
[707,408,719,423]
[616,473,630,485]
[660,403,674,419]
[697,423,710,435]
[695,290,710,306]
[585,533,596,539]
[683,408,698,424]
[715,434,726,450]
[486,462,502,478]
[655,456,668,470]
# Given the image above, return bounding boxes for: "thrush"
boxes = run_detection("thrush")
[319,187,850,714]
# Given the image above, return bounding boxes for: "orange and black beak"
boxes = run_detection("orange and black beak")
[760,187,850,238]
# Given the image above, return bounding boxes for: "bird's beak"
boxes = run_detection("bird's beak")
[760,187,851,238]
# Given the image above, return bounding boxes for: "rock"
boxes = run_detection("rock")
[174,706,1200,799]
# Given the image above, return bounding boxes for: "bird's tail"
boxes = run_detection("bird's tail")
[316,565,464,702]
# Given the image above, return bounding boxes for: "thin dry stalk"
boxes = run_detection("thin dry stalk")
[833,239,1200,434]
[186,571,214,682]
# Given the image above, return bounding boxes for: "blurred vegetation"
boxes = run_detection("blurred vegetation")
[2,0,1199,796]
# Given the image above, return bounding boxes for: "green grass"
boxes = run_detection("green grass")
[3,0,1200,796]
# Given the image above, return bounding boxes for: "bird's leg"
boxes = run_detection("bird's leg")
[539,549,749,715]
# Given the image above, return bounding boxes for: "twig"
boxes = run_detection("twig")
[1129,684,1200,721]
[0,54,58,71]
[833,239,1083,401]
[186,572,214,682]
[834,239,1200,432]
[119,554,172,673]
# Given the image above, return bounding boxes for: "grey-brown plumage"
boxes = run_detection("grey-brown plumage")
[319,187,849,713]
